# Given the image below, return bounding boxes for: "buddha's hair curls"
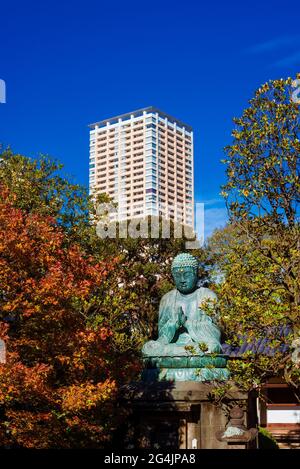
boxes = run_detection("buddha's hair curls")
[171,253,198,272]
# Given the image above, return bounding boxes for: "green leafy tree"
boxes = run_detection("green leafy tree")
[207,77,300,393]
[88,218,208,345]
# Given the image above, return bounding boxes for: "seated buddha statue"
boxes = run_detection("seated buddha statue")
[142,253,222,357]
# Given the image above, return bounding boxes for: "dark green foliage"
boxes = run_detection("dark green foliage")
[258,427,279,449]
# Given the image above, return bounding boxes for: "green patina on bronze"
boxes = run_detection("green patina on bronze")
[142,253,230,382]
[143,355,228,369]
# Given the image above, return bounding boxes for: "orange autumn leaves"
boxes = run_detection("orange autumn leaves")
[61,379,116,413]
[0,188,106,318]
[0,186,119,447]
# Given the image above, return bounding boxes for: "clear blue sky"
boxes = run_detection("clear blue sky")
[1,0,299,236]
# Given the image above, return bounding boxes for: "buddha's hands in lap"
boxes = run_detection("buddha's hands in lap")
[142,336,168,355]
[157,335,169,345]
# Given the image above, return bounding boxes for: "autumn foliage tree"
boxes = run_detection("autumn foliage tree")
[0,184,128,448]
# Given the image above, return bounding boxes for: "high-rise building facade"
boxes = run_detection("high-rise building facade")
[89,107,194,227]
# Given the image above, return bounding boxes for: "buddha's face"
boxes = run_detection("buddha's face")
[172,267,198,294]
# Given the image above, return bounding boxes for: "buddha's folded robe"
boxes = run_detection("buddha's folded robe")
[142,287,222,357]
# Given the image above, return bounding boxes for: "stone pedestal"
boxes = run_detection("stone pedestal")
[142,355,230,382]
[118,381,258,450]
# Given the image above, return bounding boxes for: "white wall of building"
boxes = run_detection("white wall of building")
[267,407,300,424]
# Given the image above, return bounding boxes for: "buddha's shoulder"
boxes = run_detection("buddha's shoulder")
[196,287,218,300]
[161,289,177,302]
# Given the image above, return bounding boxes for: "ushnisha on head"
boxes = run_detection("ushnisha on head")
[171,253,199,294]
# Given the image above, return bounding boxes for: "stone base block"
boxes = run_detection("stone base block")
[116,381,258,450]
[142,367,230,382]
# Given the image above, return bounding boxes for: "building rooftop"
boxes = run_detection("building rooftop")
[89,106,193,132]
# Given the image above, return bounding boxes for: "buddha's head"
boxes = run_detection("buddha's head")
[171,253,199,294]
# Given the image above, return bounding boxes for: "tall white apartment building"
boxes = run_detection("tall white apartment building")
[89,107,194,228]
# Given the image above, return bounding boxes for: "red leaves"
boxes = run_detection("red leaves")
[0,322,9,341]
[0,186,118,447]
[0,357,53,406]
[0,186,106,319]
